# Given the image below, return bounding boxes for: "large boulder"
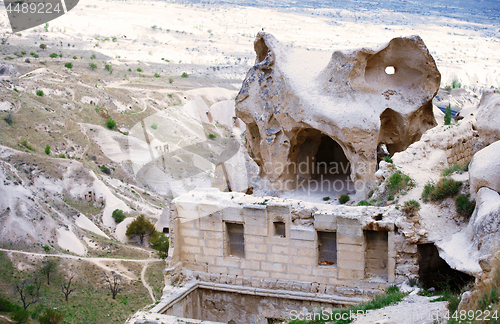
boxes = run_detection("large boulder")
[475,90,500,146]
[235,32,440,196]
[466,187,500,256]
[469,140,500,198]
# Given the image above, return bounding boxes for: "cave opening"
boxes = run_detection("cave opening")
[293,129,354,197]
[418,243,474,292]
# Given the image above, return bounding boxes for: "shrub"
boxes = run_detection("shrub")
[150,123,158,130]
[59,53,62,58]
[105,118,116,130]
[181,72,189,78]
[168,77,174,84]
[150,231,169,259]
[442,164,468,176]
[402,200,420,216]
[13,88,18,92]
[49,53,58,58]
[126,215,155,245]
[357,200,372,206]
[208,133,216,139]
[73,56,77,59]
[136,68,142,72]
[456,194,475,217]
[39,44,47,50]
[444,104,452,125]
[44,145,50,155]
[154,73,160,78]
[112,209,125,223]
[383,156,393,163]
[339,194,350,204]
[21,51,26,55]
[422,177,462,202]
[0,296,20,312]
[12,308,30,323]
[3,112,13,125]
[20,140,33,151]
[38,308,64,324]
[64,62,73,69]
[322,196,330,201]
[452,78,461,89]
[99,165,111,175]
[387,170,415,195]
[105,64,112,73]
[89,63,97,69]
[36,90,44,96]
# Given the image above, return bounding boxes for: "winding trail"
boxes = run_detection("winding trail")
[0,248,163,302]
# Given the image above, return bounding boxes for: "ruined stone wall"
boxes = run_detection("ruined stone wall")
[171,191,420,298]
[443,133,479,166]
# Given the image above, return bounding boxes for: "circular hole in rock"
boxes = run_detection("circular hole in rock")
[385,66,395,75]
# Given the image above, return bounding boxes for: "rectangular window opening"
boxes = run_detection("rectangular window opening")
[227,223,245,258]
[273,221,286,238]
[318,231,337,266]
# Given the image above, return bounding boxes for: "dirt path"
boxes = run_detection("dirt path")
[141,261,156,303]
[0,248,163,302]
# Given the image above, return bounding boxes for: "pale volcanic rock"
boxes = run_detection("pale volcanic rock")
[469,140,500,199]
[475,90,500,146]
[236,32,440,197]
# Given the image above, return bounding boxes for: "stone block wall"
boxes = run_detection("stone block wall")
[171,192,418,297]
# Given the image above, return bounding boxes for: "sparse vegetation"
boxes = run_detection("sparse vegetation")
[20,140,34,151]
[383,156,393,163]
[289,285,407,324]
[99,165,111,175]
[452,78,462,89]
[136,68,142,72]
[357,200,373,206]
[208,133,216,139]
[89,63,97,69]
[154,72,160,78]
[322,196,330,201]
[65,62,73,69]
[168,77,174,84]
[49,53,58,58]
[387,170,415,196]
[112,209,126,223]
[442,163,469,176]
[105,64,112,73]
[106,118,116,130]
[455,194,476,217]
[422,177,462,202]
[3,112,13,125]
[402,200,420,216]
[150,123,158,130]
[339,194,350,204]
[181,72,189,78]
[36,90,44,96]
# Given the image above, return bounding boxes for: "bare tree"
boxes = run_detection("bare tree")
[61,274,75,301]
[39,259,57,285]
[102,271,122,299]
[14,272,42,310]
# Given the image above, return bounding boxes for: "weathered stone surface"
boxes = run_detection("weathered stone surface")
[467,187,500,256]
[475,91,500,146]
[236,32,440,196]
[469,140,500,198]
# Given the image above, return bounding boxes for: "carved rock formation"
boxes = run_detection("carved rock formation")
[469,140,500,199]
[235,32,440,196]
[475,90,500,146]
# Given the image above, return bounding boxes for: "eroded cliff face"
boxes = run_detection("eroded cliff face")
[236,32,440,196]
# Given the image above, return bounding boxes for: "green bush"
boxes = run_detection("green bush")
[105,64,112,73]
[36,90,44,96]
[12,308,30,323]
[442,163,468,176]
[357,200,372,206]
[387,170,415,195]
[322,196,330,201]
[49,53,58,58]
[150,231,169,259]
[150,123,158,130]
[383,156,393,163]
[112,209,125,223]
[58,53,62,58]
[154,73,160,78]
[455,194,475,217]
[422,177,462,202]
[452,78,461,89]
[136,68,142,72]
[64,62,73,69]
[44,145,50,155]
[402,200,420,216]
[20,140,33,151]
[89,63,97,69]
[181,72,189,78]
[73,56,77,59]
[208,133,216,139]
[39,44,47,50]
[105,118,116,130]
[38,308,64,324]
[444,104,452,125]
[339,194,350,204]
[99,165,111,175]
[0,296,20,312]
